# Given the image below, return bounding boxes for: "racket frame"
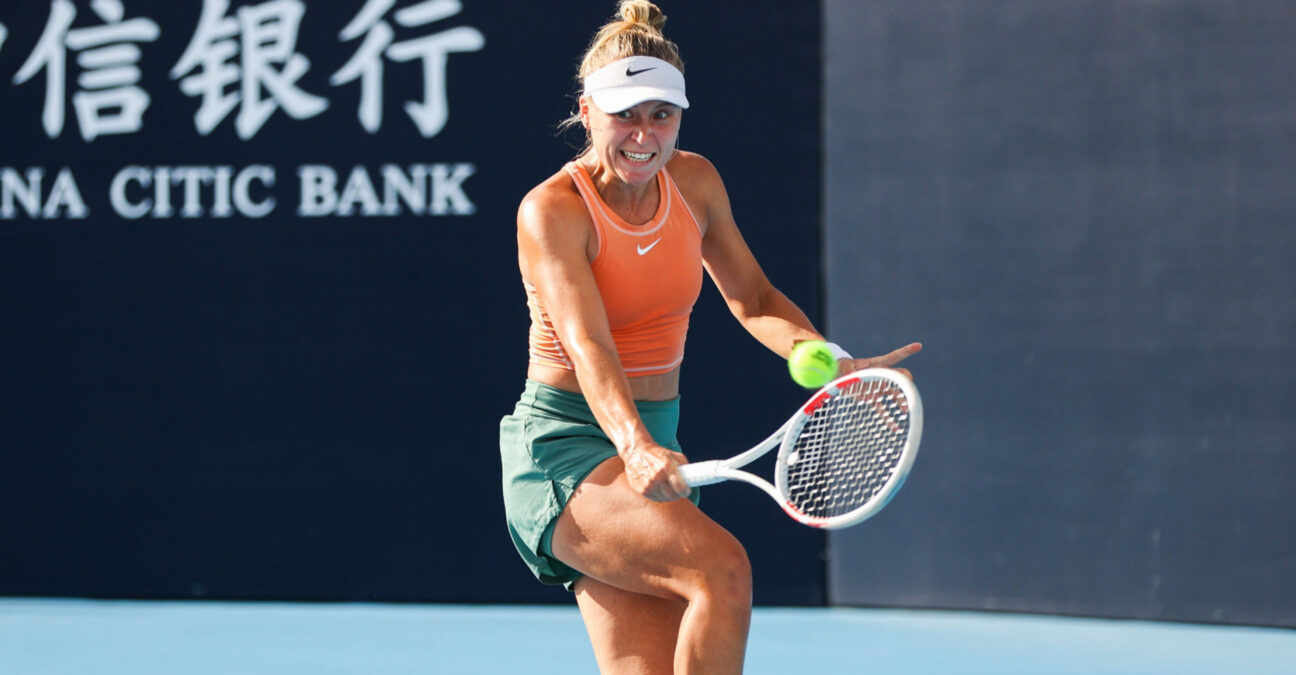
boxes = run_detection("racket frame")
[678,368,923,529]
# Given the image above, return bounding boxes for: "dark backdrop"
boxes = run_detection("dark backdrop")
[0,1,824,605]
[12,0,1287,629]
[824,0,1295,627]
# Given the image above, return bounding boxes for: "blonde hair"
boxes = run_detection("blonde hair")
[578,1,684,80]
[559,1,685,138]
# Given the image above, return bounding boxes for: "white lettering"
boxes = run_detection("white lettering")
[0,167,87,219]
[333,0,485,137]
[110,165,151,219]
[173,0,328,139]
[15,0,160,141]
[1,168,46,219]
[297,164,338,216]
[233,165,275,217]
[8,164,474,220]
[152,166,173,218]
[430,163,475,215]
[43,168,88,218]
[296,163,473,217]
[172,167,215,218]
[337,165,382,216]
[211,166,234,217]
[382,163,426,215]
[112,165,261,218]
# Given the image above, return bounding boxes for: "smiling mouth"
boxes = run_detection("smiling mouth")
[621,150,654,163]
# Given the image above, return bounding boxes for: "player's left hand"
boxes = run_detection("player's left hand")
[838,342,922,380]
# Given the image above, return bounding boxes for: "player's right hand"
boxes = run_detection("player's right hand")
[623,444,691,502]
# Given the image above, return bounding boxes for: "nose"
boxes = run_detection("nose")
[630,121,651,144]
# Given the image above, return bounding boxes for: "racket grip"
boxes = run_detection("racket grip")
[679,460,726,487]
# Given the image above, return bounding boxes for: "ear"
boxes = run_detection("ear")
[578,97,591,128]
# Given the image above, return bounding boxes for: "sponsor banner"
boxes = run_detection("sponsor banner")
[1,1,824,604]
[1,0,486,222]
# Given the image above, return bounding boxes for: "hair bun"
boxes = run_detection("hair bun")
[619,0,666,32]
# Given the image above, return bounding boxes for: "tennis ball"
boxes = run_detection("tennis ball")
[787,340,839,389]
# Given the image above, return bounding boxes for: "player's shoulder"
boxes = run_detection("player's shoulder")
[518,166,587,230]
[665,150,723,187]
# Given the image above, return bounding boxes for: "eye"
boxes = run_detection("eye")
[653,105,680,121]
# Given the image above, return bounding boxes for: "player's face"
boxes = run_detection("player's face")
[583,99,682,186]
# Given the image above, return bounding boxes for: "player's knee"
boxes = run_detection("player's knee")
[702,538,752,609]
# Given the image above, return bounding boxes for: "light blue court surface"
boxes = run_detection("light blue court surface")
[2,598,1293,674]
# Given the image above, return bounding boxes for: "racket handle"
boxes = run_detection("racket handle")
[679,460,726,487]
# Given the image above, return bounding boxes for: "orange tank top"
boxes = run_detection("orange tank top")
[527,162,704,376]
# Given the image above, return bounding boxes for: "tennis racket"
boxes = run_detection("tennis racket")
[679,368,922,529]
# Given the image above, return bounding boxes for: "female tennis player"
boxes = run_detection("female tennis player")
[499,2,921,672]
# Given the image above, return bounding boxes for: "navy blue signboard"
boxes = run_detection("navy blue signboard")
[0,1,824,604]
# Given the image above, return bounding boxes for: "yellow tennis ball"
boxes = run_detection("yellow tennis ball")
[787,340,839,389]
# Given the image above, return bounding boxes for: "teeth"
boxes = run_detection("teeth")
[623,151,652,161]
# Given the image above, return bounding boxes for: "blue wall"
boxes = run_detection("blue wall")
[0,1,825,605]
[824,0,1295,627]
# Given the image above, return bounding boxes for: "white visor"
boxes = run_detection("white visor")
[583,56,689,114]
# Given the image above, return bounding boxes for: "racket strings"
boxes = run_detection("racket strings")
[782,379,911,519]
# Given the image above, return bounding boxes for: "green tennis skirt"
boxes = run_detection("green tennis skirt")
[499,379,699,589]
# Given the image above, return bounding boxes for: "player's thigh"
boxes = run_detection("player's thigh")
[551,456,750,601]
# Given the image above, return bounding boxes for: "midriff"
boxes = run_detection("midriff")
[527,363,681,402]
